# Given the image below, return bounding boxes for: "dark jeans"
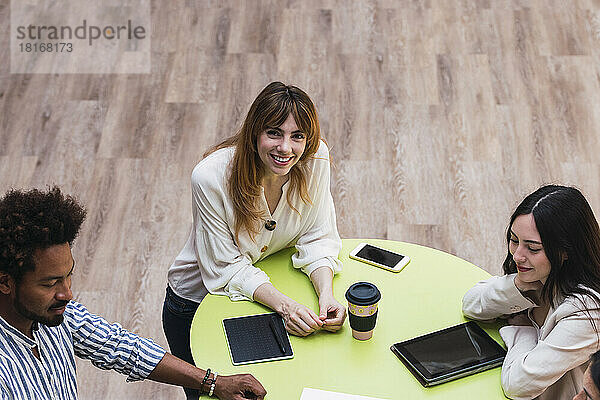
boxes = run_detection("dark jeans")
[162,286,201,400]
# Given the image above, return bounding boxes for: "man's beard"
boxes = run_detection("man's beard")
[14,291,67,327]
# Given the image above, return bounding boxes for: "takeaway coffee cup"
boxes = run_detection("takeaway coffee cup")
[345,282,381,340]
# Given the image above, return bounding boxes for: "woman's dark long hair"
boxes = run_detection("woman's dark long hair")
[502,185,600,315]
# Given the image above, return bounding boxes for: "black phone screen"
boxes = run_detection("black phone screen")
[355,244,405,268]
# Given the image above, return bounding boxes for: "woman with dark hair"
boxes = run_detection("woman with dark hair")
[162,82,346,399]
[573,350,600,399]
[463,185,600,400]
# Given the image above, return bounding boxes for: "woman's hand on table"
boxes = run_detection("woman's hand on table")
[308,266,346,332]
[253,282,323,336]
[214,373,267,400]
[318,294,346,332]
[281,300,324,336]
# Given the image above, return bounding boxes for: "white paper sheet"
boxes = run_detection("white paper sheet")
[300,388,389,400]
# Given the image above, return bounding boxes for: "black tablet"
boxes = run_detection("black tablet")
[223,313,293,365]
[390,321,506,387]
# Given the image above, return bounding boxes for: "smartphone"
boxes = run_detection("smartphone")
[349,243,410,272]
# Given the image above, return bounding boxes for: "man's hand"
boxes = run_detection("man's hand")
[147,354,266,399]
[214,374,266,400]
[318,294,346,332]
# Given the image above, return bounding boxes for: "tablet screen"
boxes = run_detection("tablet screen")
[392,321,505,381]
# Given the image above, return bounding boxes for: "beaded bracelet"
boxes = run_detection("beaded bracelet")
[201,368,211,394]
[208,371,218,396]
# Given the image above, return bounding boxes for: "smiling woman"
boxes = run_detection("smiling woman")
[508,213,552,293]
[257,114,307,180]
[462,185,600,400]
[162,82,346,400]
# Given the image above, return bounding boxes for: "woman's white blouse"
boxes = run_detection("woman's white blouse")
[167,140,342,303]
[463,274,600,400]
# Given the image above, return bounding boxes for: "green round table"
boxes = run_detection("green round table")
[191,239,507,399]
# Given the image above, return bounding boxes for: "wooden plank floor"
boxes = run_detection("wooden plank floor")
[2,0,600,398]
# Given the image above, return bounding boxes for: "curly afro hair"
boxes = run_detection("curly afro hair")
[0,186,86,282]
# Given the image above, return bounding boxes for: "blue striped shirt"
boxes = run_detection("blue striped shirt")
[0,301,166,399]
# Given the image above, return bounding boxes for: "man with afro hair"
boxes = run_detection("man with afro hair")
[0,187,266,400]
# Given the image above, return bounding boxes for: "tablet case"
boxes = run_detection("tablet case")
[223,312,294,365]
[390,321,506,387]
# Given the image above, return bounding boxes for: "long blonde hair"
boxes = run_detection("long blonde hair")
[204,82,322,242]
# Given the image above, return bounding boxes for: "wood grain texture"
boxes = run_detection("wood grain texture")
[2,0,600,398]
